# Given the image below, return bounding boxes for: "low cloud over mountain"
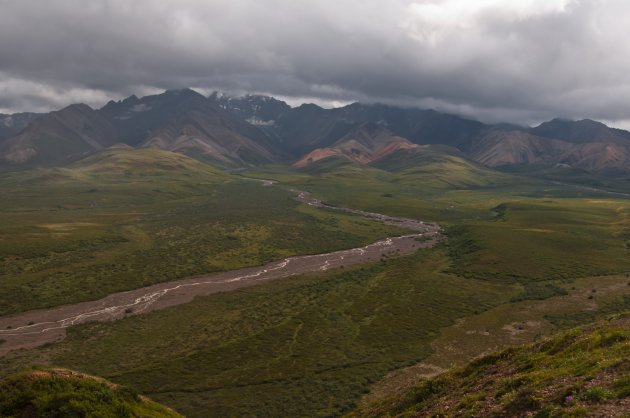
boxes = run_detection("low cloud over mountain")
[1,1,630,128]
[2,89,630,172]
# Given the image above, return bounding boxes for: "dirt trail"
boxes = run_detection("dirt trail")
[0,184,441,355]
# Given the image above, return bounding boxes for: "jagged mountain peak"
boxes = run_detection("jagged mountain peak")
[2,88,630,172]
[210,92,292,127]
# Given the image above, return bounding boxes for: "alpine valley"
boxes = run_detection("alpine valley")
[1,88,630,417]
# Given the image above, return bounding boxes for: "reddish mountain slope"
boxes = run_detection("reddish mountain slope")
[294,123,418,167]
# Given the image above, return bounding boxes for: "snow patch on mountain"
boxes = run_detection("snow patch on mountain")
[246,117,275,126]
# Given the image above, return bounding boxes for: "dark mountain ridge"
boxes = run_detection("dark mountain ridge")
[530,118,630,144]
[1,89,281,166]
[1,89,629,172]
[0,112,42,140]
[217,94,630,171]
[0,104,117,165]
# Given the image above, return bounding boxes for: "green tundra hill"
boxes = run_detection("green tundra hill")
[0,367,183,418]
[350,314,630,417]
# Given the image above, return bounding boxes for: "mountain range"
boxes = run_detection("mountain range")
[1,88,629,173]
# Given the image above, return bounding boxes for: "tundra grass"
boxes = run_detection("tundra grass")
[0,249,519,418]
[350,315,630,417]
[3,264,629,417]
[363,274,630,404]
[0,149,405,315]
[247,164,630,281]
[444,198,630,281]
[3,155,630,417]
[0,367,183,417]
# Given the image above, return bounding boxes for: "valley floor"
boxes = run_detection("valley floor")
[1,151,630,417]
[0,185,440,354]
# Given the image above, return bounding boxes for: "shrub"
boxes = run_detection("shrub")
[504,388,542,413]
[583,386,614,402]
[510,282,568,303]
[613,374,630,397]
[597,329,629,348]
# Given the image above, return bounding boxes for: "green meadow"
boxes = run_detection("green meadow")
[1,149,630,416]
[247,160,630,282]
[0,249,520,417]
[2,250,628,417]
[0,149,404,315]
[0,367,182,418]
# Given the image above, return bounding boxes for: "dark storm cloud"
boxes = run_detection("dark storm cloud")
[1,0,629,126]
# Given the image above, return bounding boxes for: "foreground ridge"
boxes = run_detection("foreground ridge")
[350,314,630,417]
[0,367,183,417]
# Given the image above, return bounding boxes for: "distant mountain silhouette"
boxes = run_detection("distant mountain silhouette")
[1,89,629,171]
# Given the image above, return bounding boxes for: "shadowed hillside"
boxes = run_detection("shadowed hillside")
[2,90,630,175]
[0,104,117,165]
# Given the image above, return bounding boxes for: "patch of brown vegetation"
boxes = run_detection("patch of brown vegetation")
[293,122,419,167]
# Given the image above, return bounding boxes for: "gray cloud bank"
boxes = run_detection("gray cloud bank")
[1,0,629,127]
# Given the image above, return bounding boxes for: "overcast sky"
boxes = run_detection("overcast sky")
[1,0,629,127]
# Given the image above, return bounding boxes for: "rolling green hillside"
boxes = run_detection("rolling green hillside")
[297,143,514,190]
[350,314,630,417]
[0,148,405,315]
[251,154,630,283]
[499,163,630,195]
[0,249,523,417]
[0,367,182,417]
[371,146,514,189]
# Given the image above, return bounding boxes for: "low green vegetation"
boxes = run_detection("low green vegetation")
[0,149,404,315]
[248,162,630,282]
[2,152,630,417]
[546,294,630,327]
[350,314,630,417]
[448,199,630,281]
[361,273,630,403]
[509,281,568,302]
[0,249,519,417]
[498,163,630,195]
[3,253,628,418]
[0,367,182,418]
